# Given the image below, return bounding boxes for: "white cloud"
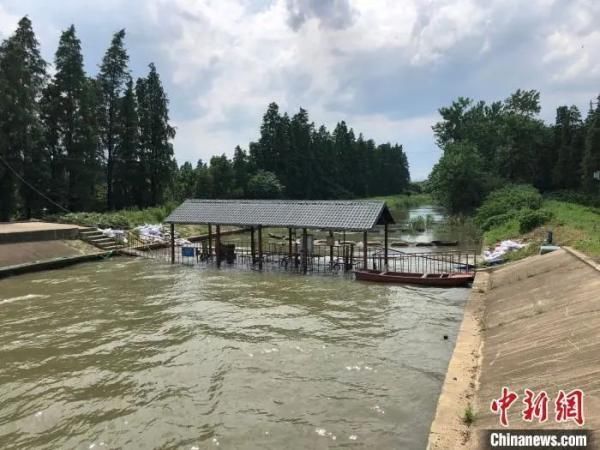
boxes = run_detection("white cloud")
[2,0,600,180]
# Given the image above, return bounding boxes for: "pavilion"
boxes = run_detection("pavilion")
[164,199,395,272]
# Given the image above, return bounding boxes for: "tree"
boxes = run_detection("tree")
[232,146,250,197]
[581,100,600,194]
[97,29,129,210]
[113,78,141,208]
[247,170,284,199]
[0,16,47,220]
[288,108,315,198]
[208,154,233,198]
[429,142,489,213]
[194,159,212,198]
[174,161,196,201]
[41,25,99,211]
[136,63,175,206]
[552,105,583,189]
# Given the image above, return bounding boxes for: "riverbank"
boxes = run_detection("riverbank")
[0,222,113,278]
[482,198,600,262]
[427,248,600,448]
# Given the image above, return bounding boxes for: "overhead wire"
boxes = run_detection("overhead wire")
[0,153,71,213]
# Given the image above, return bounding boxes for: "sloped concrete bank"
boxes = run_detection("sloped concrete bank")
[427,248,600,449]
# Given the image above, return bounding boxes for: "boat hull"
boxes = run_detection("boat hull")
[353,269,474,287]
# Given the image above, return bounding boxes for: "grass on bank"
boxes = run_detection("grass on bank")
[482,198,600,260]
[51,203,177,229]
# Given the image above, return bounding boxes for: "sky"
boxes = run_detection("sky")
[1,0,599,180]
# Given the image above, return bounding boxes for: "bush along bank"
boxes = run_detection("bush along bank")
[477,185,600,262]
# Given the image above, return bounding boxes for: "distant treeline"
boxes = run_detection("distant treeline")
[0,18,175,221]
[428,89,600,213]
[174,103,410,201]
[0,17,410,221]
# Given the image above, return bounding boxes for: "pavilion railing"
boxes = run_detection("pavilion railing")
[117,236,477,275]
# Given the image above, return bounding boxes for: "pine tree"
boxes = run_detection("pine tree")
[113,78,140,208]
[194,159,212,198]
[581,99,600,194]
[97,29,129,210]
[552,105,583,189]
[288,108,314,198]
[232,146,250,197]
[0,17,48,220]
[136,63,175,206]
[41,25,99,211]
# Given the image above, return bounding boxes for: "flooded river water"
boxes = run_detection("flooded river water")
[0,256,469,449]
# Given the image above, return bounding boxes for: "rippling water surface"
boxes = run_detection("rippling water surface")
[0,258,468,449]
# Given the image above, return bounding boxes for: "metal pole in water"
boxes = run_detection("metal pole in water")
[384,223,389,270]
[288,228,293,262]
[302,228,308,274]
[363,231,367,270]
[329,230,334,267]
[258,225,263,270]
[250,226,255,265]
[216,225,221,268]
[170,223,175,264]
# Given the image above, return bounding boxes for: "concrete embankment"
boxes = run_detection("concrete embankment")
[428,248,600,449]
[0,222,113,278]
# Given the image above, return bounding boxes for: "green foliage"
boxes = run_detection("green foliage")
[136,63,176,206]
[476,185,542,225]
[429,89,600,214]
[0,17,47,220]
[545,190,600,207]
[480,212,517,232]
[481,198,600,259]
[581,104,600,194]
[97,29,129,210]
[429,142,489,213]
[53,202,177,229]
[462,404,475,426]
[247,170,284,199]
[518,209,553,233]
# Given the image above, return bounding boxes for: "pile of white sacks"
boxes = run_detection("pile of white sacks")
[100,223,191,246]
[483,240,526,264]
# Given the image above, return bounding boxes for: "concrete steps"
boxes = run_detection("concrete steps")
[79,227,123,251]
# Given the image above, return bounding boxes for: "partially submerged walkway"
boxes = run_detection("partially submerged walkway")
[428,248,600,448]
[0,222,110,277]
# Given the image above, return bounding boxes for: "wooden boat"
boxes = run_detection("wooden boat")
[415,242,433,247]
[353,269,474,287]
[390,241,409,247]
[432,240,459,246]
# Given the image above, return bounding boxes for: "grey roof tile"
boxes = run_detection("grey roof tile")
[164,199,394,231]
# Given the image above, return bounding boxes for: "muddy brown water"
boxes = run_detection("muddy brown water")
[0,255,469,450]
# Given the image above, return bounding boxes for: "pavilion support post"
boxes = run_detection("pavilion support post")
[329,230,334,266]
[363,230,368,270]
[302,228,308,274]
[250,226,256,264]
[257,225,263,270]
[216,225,221,268]
[208,224,212,257]
[170,223,175,264]
[384,223,389,271]
[288,228,293,261]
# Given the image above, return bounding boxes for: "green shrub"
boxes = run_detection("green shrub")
[480,212,517,231]
[476,184,542,225]
[545,190,600,208]
[518,209,553,233]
